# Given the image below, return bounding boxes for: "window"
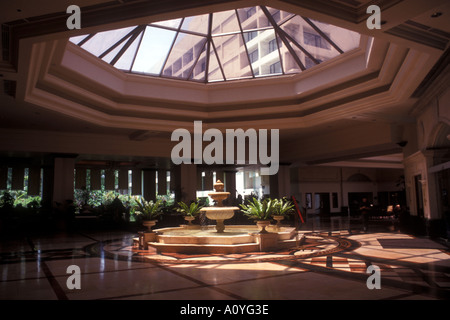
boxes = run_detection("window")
[272,10,281,23]
[303,31,330,49]
[268,38,278,53]
[183,48,193,65]
[249,49,258,63]
[246,7,256,20]
[269,61,281,74]
[243,31,258,42]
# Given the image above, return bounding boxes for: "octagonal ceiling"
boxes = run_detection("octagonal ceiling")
[4,0,448,139]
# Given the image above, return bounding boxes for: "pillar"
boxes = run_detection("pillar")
[118,168,128,191]
[204,170,214,190]
[269,165,290,198]
[90,169,101,190]
[75,168,86,189]
[0,166,7,190]
[224,170,236,202]
[27,166,41,196]
[53,157,75,205]
[172,164,197,203]
[104,169,115,190]
[11,167,24,190]
[157,170,167,195]
[132,169,142,195]
[143,169,156,201]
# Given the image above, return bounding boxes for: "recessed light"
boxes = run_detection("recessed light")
[431,12,442,18]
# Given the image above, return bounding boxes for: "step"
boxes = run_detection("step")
[148,241,260,254]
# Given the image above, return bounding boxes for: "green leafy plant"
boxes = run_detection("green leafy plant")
[239,197,276,220]
[134,198,163,221]
[272,198,295,217]
[176,200,204,217]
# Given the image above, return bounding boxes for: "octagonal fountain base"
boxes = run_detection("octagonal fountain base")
[134,224,303,254]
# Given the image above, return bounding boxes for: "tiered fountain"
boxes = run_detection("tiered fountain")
[138,181,300,254]
[200,180,239,233]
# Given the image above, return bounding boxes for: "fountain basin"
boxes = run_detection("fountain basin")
[141,225,299,254]
[200,206,239,233]
[201,206,239,220]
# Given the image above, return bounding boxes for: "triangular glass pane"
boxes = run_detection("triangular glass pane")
[162,32,206,79]
[213,34,252,80]
[189,45,207,82]
[236,7,270,31]
[309,18,361,52]
[180,14,209,35]
[207,45,224,82]
[266,7,282,24]
[69,34,90,45]
[101,39,128,64]
[132,26,177,75]
[80,26,135,57]
[211,10,240,35]
[151,18,182,30]
[114,32,142,71]
[271,7,296,26]
[276,35,304,73]
[281,15,341,62]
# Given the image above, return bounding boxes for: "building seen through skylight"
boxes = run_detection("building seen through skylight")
[71,6,361,83]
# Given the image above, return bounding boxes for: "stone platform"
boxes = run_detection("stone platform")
[133,224,303,254]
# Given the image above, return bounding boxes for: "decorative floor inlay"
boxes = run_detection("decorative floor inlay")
[86,232,361,264]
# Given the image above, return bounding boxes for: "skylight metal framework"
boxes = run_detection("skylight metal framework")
[70,6,360,83]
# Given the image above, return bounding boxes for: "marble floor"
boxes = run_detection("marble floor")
[1,222,449,303]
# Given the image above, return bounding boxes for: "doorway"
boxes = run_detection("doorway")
[348,192,373,216]
[314,193,330,215]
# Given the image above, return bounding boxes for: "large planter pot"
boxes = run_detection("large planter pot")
[142,220,157,231]
[256,220,271,233]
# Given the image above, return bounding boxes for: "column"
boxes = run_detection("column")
[0,166,7,190]
[224,170,236,202]
[53,157,76,205]
[90,169,102,190]
[75,168,86,189]
[172,164,197,203]
[142,169,156,201]
[104,169,115,190]
[132,169,142,195]
[118,168,128,191]
[204,170,214,190]
[11,167,24,190]
[180,164,197,202]
[41,165,54,207]
[157,170,167,195]
[27,166,41,196]
[269,164,290,198]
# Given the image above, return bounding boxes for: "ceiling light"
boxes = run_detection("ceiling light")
[430,12,442,18]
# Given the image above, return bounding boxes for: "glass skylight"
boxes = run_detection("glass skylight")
[70,6,361,83]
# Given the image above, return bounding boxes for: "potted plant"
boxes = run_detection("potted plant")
[176,200,203,226]
[272,198,295,228]
[134,198,163,231]
[239,197,276,233]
